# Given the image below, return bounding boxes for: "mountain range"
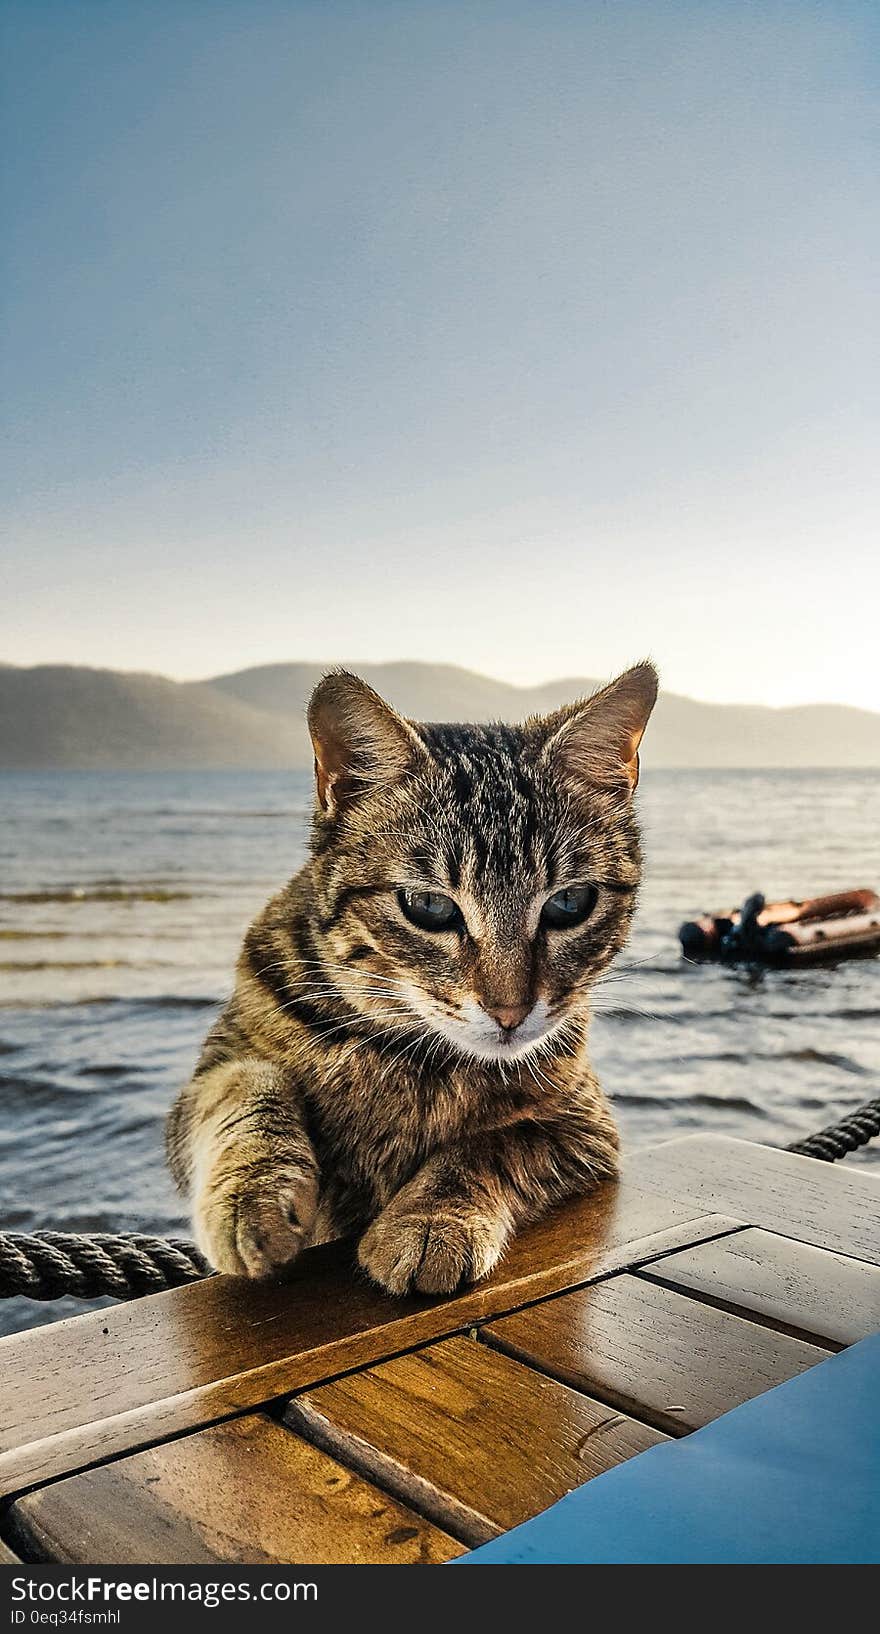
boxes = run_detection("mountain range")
[1,661,878,770]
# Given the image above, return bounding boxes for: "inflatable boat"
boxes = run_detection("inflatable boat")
[679,887,880,967]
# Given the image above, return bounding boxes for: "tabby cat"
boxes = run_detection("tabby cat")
[167,663,658,1295]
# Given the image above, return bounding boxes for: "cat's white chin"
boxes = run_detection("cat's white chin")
[405,990,561,1065]
[456,1029,556,1064]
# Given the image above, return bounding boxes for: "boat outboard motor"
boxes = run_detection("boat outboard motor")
[720,893,767,963]
[718,892,796,964]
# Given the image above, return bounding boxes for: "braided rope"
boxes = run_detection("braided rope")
[787,1096,880,1163]
[0,1231,210,1301]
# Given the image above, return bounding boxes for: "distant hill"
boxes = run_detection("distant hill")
[1,661,879,770]
[0,666,295,770]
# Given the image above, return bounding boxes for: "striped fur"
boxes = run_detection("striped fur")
[167,663,657,1294]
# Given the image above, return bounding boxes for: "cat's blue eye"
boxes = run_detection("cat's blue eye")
[541,884,598,930]
[397,887,462,931]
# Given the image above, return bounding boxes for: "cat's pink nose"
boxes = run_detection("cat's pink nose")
[487,1002,531,1032]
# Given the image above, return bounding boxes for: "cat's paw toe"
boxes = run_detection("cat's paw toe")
[358,1211,506,1296]
[197,1166,320,1279]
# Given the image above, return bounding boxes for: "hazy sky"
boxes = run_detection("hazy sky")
[2,1,878,708]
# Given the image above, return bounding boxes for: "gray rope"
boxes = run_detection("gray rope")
[786,1095,880,1163]
[1,1094,878,1303]
[0,1230,210,1301]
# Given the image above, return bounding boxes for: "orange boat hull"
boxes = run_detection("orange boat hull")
[679,889,880,965]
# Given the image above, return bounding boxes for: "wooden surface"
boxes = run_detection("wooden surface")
[0,1171,733,1499]
[286,1335,667,1543]
[1,1136,878,1565]
[641,1227,880,1349]
[484,1273,830,1434]
[631,1136,880,1264]
[8,1414,462,1566]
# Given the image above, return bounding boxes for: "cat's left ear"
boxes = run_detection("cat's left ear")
[539,662,659,794]
[307,671,425,817]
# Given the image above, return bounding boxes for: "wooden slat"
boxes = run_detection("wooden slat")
[0,1177,735,1500]
[628,1136,880,1264]
[8,1414,462,1565]
[286,1335,667,1545]
[640,1227,880,1349]
[484,1273,830,1435]
[0,1537,21,1563]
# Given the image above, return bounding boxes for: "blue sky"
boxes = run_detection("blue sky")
[2,1,878,707]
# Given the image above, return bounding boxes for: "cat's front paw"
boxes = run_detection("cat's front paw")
[195,1163,320,1279]
[358,1207,508,1296]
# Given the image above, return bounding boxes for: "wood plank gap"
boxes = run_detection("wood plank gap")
[703,1214,880,1272]
[471,1220,750,1330]
[5,1417,464,1567]
[281,1336,669,1549]
[279,1395,484,1550]
[271,1220,749,1412]
[482,1274,831,1437]
[267,1218,746,1438]
[0,1404,284,1513]
[467,1219,752,1434]
[474,1327,692,1439]
[634,1266,849,1353]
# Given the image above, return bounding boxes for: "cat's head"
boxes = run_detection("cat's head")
[306,664,657,1065]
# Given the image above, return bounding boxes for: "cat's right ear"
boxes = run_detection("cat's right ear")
[537,662,659,795]
[307,671,424,817]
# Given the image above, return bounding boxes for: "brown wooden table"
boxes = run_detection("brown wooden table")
[1,1135,878,1565]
